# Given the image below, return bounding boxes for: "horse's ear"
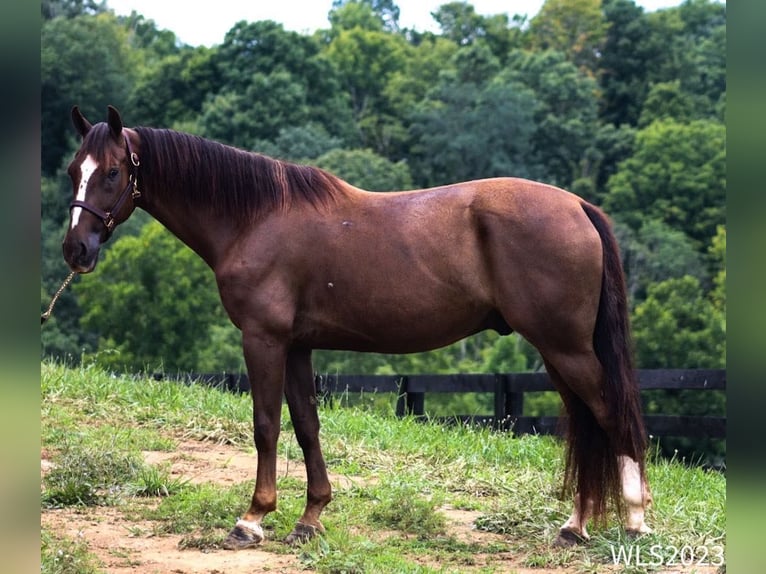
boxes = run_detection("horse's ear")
[107,105,123,140]
[71,106,92,138]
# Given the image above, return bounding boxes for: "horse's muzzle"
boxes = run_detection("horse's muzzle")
[62,232,101,273]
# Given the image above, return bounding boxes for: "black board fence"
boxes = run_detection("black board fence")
[152,369,725,440]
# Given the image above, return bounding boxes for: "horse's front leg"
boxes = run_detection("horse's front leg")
[283,347,332,545]
[223,331,287,550]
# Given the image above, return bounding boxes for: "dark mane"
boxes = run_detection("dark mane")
[135,127,347,224]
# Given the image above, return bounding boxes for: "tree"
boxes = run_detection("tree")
[603,119,725,247]
[637,80,696,127]
[252,124,344,162]
[613,218,706,303]
[642,1,725,120]
[526,0,608,75]
[632,276,724,369]
[41,0,106,20]
[212,20,354,143]
[597,0,653,126]
[632,274,725,465]
[313,148,413,191]
[129,46,220,129]
[328,0,390,33]
[501,49,602,189]
[73,221,233,372]
[41,13,135,175]
[409,75,540,187]
[708,224,726,315]
[325,26,409,152]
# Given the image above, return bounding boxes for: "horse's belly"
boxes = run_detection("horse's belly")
[295,299,507,354]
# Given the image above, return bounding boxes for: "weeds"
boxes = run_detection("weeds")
[369,484,447,537]
[41,529,102,574]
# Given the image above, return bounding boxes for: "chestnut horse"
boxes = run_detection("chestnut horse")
[61,106,651,548]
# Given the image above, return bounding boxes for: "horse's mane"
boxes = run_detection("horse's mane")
[134,127,347,224]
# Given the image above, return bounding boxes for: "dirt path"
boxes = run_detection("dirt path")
[41,440,506,573]
[41,440,719,573]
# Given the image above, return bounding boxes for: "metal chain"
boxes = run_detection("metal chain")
[41,271,77,325]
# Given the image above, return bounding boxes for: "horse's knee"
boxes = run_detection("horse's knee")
[253,421,280,449]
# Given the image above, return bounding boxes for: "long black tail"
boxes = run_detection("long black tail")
[564,202,647,523]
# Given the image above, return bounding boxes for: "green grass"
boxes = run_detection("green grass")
[41,529,102,574]
[41,361,726,572]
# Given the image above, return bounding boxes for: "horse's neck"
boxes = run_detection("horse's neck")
[140,196,237,271]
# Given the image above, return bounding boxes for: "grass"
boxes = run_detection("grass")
[40,360,726,572]
[41,529,102,574]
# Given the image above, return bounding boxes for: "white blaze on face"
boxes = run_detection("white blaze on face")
[71,154,99,230]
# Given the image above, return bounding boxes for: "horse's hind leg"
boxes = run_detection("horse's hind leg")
[542,354,651,546]
[283,347,332,545]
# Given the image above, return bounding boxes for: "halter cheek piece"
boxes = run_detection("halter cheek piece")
[69,136,141,238]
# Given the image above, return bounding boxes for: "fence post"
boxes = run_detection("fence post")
[505,374,524,434]
[395,376,424,417]
[493,374,506,430]
[395,376,408,417]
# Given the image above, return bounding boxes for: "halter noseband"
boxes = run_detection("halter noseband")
[70,135,142,237]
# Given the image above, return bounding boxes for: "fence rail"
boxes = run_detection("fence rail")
[152,369,726,440]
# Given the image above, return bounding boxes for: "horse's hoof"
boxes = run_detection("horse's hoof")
[625,528,651,540]
[552,528,587,547]
[222,521,264,550]
[284,521,323,546]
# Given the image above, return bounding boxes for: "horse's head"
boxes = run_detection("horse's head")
[62,105,141,273]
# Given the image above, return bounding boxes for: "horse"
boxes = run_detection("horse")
[61,105,652,549]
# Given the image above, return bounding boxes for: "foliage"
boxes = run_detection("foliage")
[526,0,608,75]
[313,148,413,191]
[41,12,135,174]
[614,217,707,302]
[604,118,725,247]
[632,276,724,369]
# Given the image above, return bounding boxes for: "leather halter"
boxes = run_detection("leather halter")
[70,135,141,238]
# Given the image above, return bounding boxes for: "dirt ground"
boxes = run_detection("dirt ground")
[41,440,528,573]
[41,441,719,573]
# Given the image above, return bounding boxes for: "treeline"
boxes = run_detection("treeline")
[41,0,725,459]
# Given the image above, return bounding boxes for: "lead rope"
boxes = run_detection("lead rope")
[41,271,77,325]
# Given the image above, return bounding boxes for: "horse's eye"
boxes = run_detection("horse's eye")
[108,168,120,180]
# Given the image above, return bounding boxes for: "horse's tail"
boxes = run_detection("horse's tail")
[564,202,647,523]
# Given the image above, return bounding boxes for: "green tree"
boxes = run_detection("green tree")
[598,0,654,126]
[253,124,344,162]
[41,0,106,20]
[708,224,726,314]
[409,73,540,187]
[41,13,135,174]
[212,20,354,143]
[501,49,602,189]
[637,80,696,127]
[632,276,724,369]
[73,222,232,372]
[313,148,413,191]
[614,218,706,303]
[325,25,409,152]
[603,119,725,247]
[632,274,725,466]
[644,1,725,117]
[526,0,608,75]
[129,45,220,129]
[329,0,391,33]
